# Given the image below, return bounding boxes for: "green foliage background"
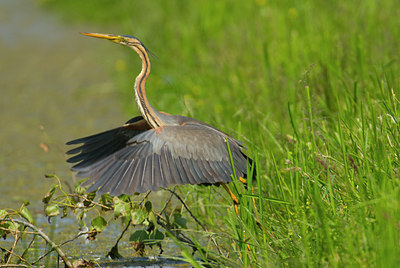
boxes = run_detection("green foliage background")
[40,0,400,266]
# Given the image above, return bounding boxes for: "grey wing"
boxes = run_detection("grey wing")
[68,122,250,196]
[66,115,151,176]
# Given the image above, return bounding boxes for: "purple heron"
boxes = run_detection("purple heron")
[66,33,253,210]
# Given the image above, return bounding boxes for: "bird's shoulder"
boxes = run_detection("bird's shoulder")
[158,114,244,147]
[124,115,244,161]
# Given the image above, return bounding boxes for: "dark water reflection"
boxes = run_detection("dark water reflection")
[0,1,184,266]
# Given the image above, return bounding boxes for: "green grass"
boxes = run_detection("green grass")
[40,0,400,266]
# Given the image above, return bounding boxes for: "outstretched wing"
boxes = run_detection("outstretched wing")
[67,118,250,196]
[66,116,150,169]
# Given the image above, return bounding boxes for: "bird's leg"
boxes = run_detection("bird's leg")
[238,178,263,231]
[239,177,247,184]
[221,183,239,215]
[239,177,248,189]
[242,179,263,231]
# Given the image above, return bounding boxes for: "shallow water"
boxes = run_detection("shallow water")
[0,1,184,266]
[0,0,127,209]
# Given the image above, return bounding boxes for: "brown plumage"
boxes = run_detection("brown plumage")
[66,33,253,196]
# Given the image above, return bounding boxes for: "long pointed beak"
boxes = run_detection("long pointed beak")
[81,32,121,42]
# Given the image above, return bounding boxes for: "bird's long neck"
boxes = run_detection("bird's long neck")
[133,46,163,128]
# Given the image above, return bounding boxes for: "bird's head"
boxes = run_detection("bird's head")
[81,32,145,50]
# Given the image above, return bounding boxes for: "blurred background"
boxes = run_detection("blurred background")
[0,0,127,209]
[1,0,399,265]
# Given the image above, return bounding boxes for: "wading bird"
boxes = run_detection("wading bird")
[66,33,253,212]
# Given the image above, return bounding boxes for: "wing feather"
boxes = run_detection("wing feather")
[159,147,174,186]
[136,156,148,193]
[67,139,122,166]
[109,160,135,196]
[86,159,124,192]
[189,158,205,183]
[67,117,252,195]
[201,160,220,184]
[100,160,129,195]
[126,159,142,193]
[196,159,212,179]
[153,154,167,188]
[164,148,181,185]
[180,157,199,184]
[215,161,235,183]
[174,156,190,185]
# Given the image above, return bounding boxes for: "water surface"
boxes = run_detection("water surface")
[0,0,125,209]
